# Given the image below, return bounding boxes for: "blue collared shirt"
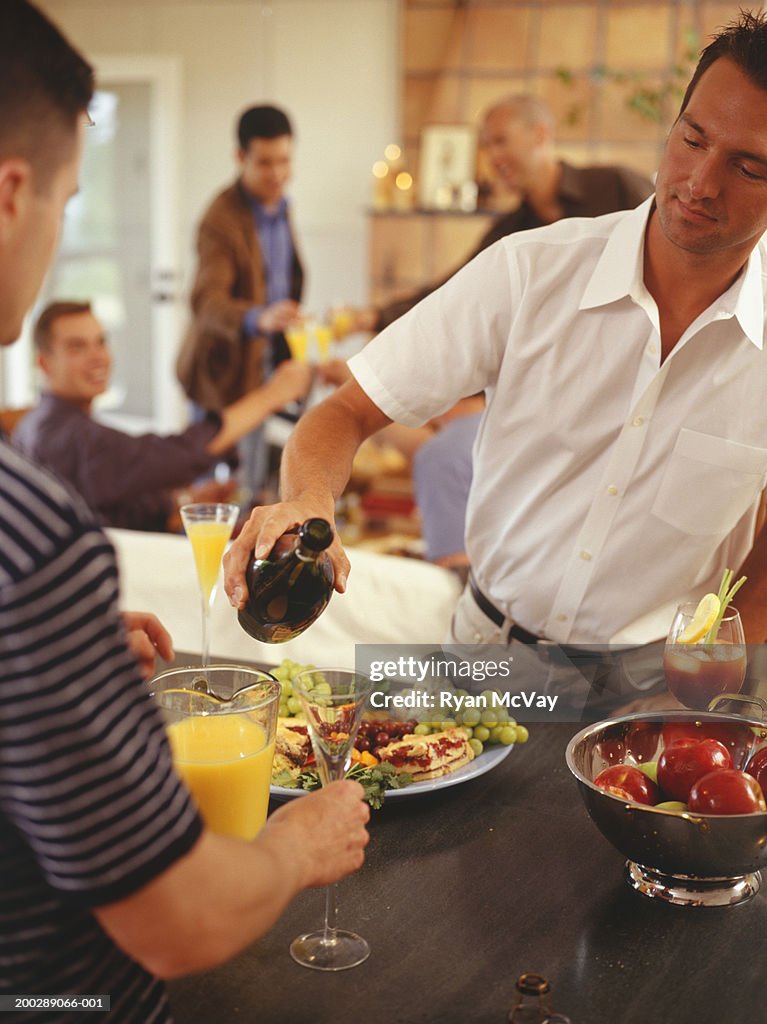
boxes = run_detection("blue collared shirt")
[243,195,294,337]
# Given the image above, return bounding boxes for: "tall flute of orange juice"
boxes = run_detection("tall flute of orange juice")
[150,666,280,840]
[180,503,239,671]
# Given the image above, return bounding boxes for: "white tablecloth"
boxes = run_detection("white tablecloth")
[107,528,461,669]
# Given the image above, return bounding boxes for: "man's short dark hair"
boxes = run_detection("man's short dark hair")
[679,9,767,115]
[237,105,293,149]
[34,301,93,354]
[0,1,94,190]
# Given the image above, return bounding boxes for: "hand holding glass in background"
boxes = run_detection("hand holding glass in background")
[285,306,355,366]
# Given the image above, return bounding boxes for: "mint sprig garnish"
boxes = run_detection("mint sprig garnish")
[703,568,747,644]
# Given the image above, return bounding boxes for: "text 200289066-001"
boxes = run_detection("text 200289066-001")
[0,996,110,1012]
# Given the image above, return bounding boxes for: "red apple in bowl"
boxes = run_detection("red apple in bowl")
[657,738,731,803]
[688,769,767,815]
[662,720,754,767]
[594,764,659,805]
[745,745,767,792]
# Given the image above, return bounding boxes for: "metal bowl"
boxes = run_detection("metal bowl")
[565,707,767,906]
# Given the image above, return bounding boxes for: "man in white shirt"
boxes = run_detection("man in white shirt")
[225,12,767,706]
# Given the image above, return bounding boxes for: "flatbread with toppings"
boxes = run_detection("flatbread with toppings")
[273,717,312,779]
[376,728,475,782]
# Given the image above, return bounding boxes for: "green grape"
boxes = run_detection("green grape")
[489,725,505,743]
[474,725,490,742]
[515,725,530,743]
[440,719,457,731]
[461,708,481,727]
[287,696,302,716]
[413,723,431,736]
[499,726,517,746]
[469,738,484,757]
[282,680,293,697]
[313,681,332,696]
[480,708,498,728]
[463,727,474,739]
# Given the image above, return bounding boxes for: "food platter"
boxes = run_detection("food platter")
[269,742,514,802]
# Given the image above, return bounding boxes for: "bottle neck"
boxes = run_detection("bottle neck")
[295,544,320,564]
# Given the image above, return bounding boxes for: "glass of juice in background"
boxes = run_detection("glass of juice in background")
[150,665,280,839]
[285,322,309,364]
[663,604,747,711]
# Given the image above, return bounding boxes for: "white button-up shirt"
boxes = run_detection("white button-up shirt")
[349,199,767,644]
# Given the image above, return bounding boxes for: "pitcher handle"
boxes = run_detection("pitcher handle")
[708,692,767,720]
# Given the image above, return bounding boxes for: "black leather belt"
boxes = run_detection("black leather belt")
[468,574,541,645]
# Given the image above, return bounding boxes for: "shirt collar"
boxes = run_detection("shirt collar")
[248,194,288,222]
[579,197,652,311]
[727,241,764,349]
[579,196,765,351]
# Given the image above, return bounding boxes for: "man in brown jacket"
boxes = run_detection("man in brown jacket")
[177,104,305,496]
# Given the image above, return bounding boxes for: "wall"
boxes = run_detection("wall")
[401,0,756,193]
[36,0,400,313]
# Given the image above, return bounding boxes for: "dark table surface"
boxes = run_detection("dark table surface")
[166,719,767,1024]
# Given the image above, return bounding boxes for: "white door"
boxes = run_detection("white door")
[3,55,184,434]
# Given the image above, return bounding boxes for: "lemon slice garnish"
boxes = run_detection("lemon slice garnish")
[678,593,720,643]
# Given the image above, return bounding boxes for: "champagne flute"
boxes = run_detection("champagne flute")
[180,503,239,672]
[663,604,747,710]
[284,320,309,364]
[289,668,373,971]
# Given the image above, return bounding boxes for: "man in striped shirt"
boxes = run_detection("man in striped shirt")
[0,5,370,1022]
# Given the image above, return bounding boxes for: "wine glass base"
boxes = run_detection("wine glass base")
[290,929,370,971]
[625,860,761,907]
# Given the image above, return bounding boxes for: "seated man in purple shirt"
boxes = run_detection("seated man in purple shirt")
[13,300,310,530]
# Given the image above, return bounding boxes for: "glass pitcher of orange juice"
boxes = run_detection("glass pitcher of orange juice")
[150,665,280,840]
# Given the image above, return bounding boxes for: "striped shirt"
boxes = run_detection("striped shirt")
[0,439,203,1023]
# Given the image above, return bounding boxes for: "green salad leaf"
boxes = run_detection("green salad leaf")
[272,761,413,809]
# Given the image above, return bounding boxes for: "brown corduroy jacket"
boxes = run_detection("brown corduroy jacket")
[177,180,304,410]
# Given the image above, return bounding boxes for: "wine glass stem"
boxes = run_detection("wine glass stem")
[317,754,347,946]
[323,883,338,944]
[201,593,211,669]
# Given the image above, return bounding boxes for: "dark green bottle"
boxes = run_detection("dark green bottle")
[237,518,335,643]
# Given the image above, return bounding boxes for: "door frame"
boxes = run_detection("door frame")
[93,53,184,432]
[0,54,185,430]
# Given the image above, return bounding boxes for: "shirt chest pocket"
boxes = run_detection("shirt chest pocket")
[651,429,767,537]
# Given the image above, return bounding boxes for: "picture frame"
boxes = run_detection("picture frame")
[418,124,478,211]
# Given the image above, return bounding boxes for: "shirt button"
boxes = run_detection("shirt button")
[556,613,568,622]
[580,550,592,561]
[647,344,657,355]
[606,484,619,496]
[473,631,482,642]
[632,416,645,427]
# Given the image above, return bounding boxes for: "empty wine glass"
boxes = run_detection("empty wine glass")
[289,668,373,971]
[663,604,747,710]
[180,503,239,671]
